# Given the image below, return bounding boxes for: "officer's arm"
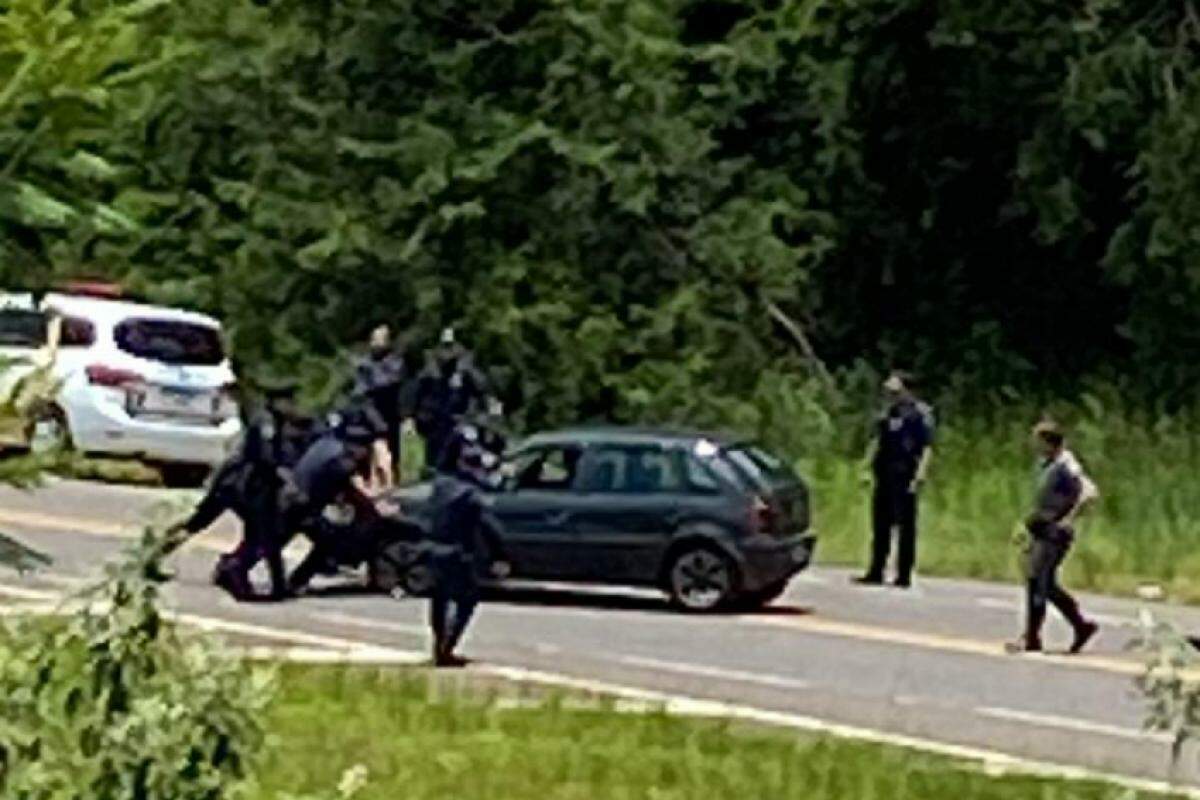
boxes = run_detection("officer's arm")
[914,446,933,485]
[912,410,935,487]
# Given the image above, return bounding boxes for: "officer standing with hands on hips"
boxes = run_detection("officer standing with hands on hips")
[855,371,935,589]
[428,437,510,668]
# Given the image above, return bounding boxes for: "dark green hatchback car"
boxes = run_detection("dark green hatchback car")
[388,427,816,611]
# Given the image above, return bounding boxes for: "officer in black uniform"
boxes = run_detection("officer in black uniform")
[174,377,321,601]
[434,397,508,475]
[284,419,385,595]
[428,437,510,667]
[413,328,489,474]
[352,324,408,476]
[855,372,935,588]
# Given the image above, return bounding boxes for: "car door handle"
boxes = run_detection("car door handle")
[545,510,571,526]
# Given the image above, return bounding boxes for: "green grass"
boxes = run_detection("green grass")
[253,665,1171,800]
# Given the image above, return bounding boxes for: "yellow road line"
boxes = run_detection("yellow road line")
[0,507,300,557]
[749,615,1170,679]
[0,505,1188,682]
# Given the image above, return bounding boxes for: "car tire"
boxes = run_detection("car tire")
[734,580,789,611]
[26,404,71,454]
[369,541,435,598]
[666,544,737,612]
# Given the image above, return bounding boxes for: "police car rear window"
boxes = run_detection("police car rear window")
[114,318,224,366]
[0,309,48,347]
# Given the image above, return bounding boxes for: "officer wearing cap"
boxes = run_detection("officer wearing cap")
[284,418,389,594]
[352,324,409,476]
[413,327,490,473]
[855,371,935,588]
[435,397,508,475]
[428,435,510,667]
[174,374,320,601]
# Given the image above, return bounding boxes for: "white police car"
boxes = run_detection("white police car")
[0,284,242,484]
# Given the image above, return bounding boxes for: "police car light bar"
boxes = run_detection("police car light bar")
[59,280,124,299]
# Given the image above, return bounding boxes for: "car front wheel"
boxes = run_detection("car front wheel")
[667,545,736,612]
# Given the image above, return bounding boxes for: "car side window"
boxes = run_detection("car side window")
[513,446,582,492]
[580,447,684,494]
[684,455,721,493]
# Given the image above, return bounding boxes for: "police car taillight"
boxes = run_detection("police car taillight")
[86,364,143,387]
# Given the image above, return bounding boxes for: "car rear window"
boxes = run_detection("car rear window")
[114,318,224,366]
[725,445,795,490]
[0,309,48,347]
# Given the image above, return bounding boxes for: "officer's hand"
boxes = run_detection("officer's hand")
[376,498,401,517]
[909,475,925,494]
[401,419,416,436]
[491,560,512,580]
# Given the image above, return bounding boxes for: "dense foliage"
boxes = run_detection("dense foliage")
[4,0,1200,435]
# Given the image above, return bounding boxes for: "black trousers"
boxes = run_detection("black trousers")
[221,482,287,599]
[868,481,918,583]
[1026,532,1085,642]
[430,551,479,655]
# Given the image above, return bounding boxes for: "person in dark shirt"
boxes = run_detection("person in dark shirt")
[283,420,387,594]
[413,328,489,474]
[428,439,510,667]
[855,372,935,588]
[352,324,408,477]
[1008,421,1099,654]
[434,398,508,475]
[173,379,319,601]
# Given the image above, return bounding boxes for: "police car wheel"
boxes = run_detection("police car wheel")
[667,546,735,612]
[26,404,70,454]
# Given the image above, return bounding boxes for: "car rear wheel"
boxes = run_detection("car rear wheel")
[369,541,435,598]
[734,580,789,611]
[667,545,736,612]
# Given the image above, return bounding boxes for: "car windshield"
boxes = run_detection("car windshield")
[114,318,224,366]
[0,309,48,347]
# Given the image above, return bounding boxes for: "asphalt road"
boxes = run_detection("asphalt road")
[2,479,1200,791]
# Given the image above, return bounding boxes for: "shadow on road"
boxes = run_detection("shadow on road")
[484,585,815,618]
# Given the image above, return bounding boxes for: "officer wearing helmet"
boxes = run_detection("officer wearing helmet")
[428,434,510,667]
[413,327,490,474]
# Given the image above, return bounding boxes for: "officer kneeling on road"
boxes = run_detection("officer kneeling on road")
[284,418,396,595]
[428,436,510,668]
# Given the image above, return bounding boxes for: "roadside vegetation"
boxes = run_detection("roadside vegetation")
[260,664,1172,800]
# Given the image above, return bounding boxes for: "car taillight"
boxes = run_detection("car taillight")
[750,495,776,535]
[86,364,143,388]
